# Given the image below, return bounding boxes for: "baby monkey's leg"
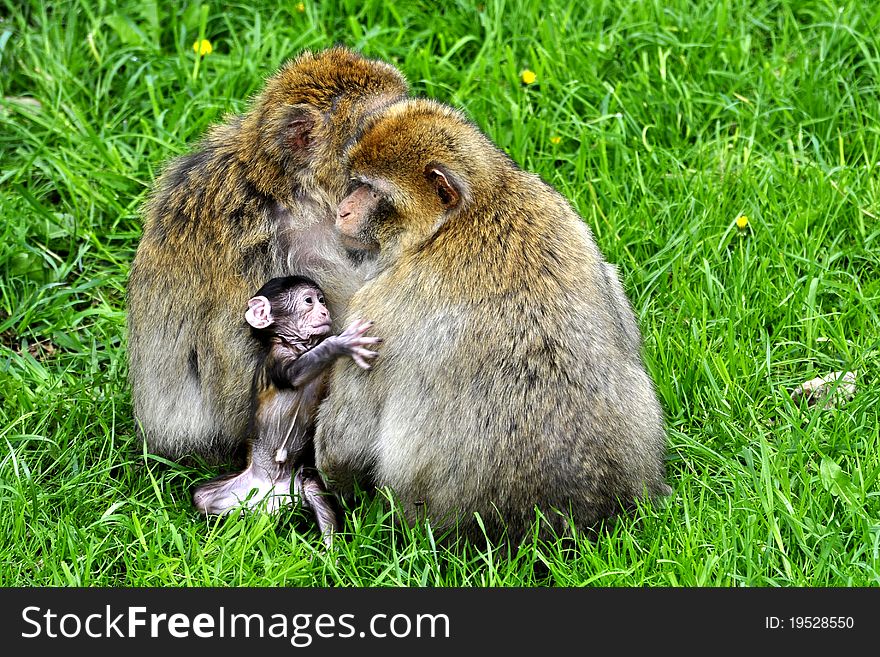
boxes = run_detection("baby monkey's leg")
[294,466,340,548]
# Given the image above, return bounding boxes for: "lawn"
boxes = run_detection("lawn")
[1,0,878,586]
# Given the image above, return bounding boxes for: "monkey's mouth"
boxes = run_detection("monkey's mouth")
[311,323,332,336]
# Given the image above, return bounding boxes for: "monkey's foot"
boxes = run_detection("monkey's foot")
[193,468,292,515]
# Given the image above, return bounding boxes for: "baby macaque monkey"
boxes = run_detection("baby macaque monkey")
[192,276,380,546]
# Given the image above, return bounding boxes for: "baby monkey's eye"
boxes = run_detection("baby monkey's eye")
[304,296,313,305]
[319,296,325,304]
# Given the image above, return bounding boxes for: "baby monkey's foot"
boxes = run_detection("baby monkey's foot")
[193,467,292,515]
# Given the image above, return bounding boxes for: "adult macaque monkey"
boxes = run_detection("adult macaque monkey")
[193,276,380,546]
[127,48,407,462]
[317,99,670,543]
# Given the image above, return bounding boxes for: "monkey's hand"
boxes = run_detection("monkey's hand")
[282,319,381,386]
[336,319,381,370]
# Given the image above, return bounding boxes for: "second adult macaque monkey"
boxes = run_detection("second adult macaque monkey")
[127,48,407,464]
[316,99,670,544]
[193,276,380,546]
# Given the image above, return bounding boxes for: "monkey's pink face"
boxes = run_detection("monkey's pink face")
[336,183,383,253]
[245,282,332,341]
[295,286,332,337]
[336,165,462,254]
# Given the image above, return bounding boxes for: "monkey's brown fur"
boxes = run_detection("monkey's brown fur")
[127,48,408,462]
[315,99,670,543]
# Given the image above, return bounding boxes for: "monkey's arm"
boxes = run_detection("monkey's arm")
[272,319,380,388]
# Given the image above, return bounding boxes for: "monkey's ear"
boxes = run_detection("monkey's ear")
[285,114,315,152]
[245,296,273,329]
[424,165,461,209]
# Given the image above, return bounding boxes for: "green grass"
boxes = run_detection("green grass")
[1,0,878,586]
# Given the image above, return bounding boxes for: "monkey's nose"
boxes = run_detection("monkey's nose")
[337,209,351,219]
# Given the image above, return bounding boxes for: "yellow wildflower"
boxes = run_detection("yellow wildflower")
[550,136,562,145]
[193,39,213,56]
[520,69,537,85]
[735,215,749,229]
[296,2,306,12]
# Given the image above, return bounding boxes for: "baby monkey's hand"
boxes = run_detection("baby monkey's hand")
[336,319,382,369]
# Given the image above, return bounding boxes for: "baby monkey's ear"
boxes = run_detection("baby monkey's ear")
[245,296,273,329]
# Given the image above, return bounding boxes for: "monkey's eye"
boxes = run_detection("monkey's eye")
[318,296,325,304]
[345,179,361,196]
[304,296,313,305]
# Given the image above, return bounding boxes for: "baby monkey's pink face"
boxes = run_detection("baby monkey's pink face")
[291,285,332,337]
[244,281,332,341]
